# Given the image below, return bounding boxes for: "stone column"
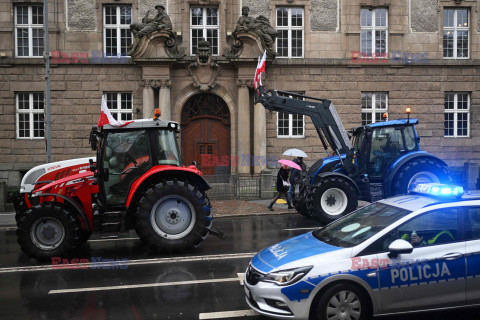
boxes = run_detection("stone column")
[159,79,172,120]
[254,102,267,174]
[141,80,155,119]
[237,79,250,175]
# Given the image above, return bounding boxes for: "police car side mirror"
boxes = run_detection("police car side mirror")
[388,239,413,258]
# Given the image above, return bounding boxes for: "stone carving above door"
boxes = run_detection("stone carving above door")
[128,4,184,59]
[187,40,219,91]
[225,6,278,60]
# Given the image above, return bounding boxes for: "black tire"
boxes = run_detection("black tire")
[134,180,212,252]
[293,182,311,217]
[311,283,372,320]
[16,203,82,261]
[306,176,358,225]
[392,158,450,196]
[75,229,93,246]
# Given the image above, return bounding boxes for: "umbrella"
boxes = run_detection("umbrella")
[278,159,302,170]
[282,148,308,158]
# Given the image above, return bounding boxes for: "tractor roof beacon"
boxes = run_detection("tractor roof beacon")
[254,86,450,224]
[13,116,224,261]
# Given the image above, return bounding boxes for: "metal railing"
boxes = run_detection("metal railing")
[204,175,260,199]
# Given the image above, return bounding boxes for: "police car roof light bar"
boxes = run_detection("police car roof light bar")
[410,183,464,198]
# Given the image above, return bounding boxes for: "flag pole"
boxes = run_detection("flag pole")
[44,0,52,163]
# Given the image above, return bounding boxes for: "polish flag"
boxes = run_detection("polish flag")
[254,51,267,90]
[97,95,132,127]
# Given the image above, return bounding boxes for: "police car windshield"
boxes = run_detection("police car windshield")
[313,202,411,248]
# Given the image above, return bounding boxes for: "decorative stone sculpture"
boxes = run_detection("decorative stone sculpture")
[130,5,172,38]
[233,6,255,35]
[226,6,277,59]
[128,4,183,58]
[188,39,219,91]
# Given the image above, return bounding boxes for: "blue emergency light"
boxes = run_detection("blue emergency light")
[410,183,464,198]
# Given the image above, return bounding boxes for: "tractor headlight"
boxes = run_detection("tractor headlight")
[262,266,313,286]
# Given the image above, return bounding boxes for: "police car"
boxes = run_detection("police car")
[244,184,480,320]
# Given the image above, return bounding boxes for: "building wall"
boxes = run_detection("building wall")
[1,0,480,187]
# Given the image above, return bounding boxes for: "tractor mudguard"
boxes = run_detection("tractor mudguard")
[308,154,347,184]
[314,172,361,195]
[126,166,211,208]
[32,193,92,231]
[382,151,448,197]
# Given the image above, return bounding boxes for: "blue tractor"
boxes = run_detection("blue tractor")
[255,86,450,224]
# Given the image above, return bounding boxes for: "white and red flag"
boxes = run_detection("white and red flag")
[254,50,266,90]
[97,95,132,128]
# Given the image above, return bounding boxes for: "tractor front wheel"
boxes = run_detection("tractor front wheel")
[306,176,358,224]
[134,180,212,252]
[392,158,450,195]
[16,203,82,261]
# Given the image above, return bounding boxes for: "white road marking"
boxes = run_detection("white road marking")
[237,272,245,285]
[0,213,14,215]
[199,310,258,319]
[49,277,240,294]
[87,237,140,242]
[283,227,317,231]
[0,227,16,231]
[0,252,256,274]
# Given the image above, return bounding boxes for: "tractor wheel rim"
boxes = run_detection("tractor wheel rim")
[407,171,440,191]
[30,218,65,250]
[320,188,348,216]
[150,195,196,240]
[325,290,361,320]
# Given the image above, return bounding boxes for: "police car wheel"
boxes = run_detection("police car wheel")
[312,283,371,320]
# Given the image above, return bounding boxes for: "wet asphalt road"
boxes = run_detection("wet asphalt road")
[0,214,478,320]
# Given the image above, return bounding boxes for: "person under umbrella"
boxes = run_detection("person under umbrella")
[268,159,301,211]
[282,149,308,204]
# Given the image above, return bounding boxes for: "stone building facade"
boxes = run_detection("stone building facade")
[1,0,480,188]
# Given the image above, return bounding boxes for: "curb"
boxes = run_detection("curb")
[215,211,296,219]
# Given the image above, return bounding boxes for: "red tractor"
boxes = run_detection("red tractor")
[12,116,223,260]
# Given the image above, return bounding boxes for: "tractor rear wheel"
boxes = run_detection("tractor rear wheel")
[16,203,82,261]
[134,180,212,252]
[392,158,450,195]
[306,176,358,224]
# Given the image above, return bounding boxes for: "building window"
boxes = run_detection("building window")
[104,6,132,57]
[105,92,133,121]
[444,93,469,137]
[443,8,469,59]
[190,7,219,56]
[15,5,44,57]
[16,92,44,139]
[360,8,387,57]
[277,92,305,138]
[276,8,304,58]
[361,92,388,125]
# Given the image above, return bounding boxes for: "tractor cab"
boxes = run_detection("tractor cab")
[352,119,420,180]
[90,119,181,207]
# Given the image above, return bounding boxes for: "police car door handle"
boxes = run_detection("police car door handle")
[442,252,463,260]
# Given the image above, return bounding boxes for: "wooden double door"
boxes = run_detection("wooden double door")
[181,94,230,176]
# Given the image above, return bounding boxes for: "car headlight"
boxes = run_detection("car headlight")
[262,266,313,286]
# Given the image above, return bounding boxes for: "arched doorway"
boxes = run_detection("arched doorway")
[181,93,230,176]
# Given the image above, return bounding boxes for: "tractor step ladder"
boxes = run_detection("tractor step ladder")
[369,183,384,202]
[99,211,124,239]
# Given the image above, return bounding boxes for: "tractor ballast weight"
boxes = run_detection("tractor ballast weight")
[255,86,450,223]
[13,117,224,260]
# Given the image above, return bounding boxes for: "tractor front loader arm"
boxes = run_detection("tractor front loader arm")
[255,86,352,156]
